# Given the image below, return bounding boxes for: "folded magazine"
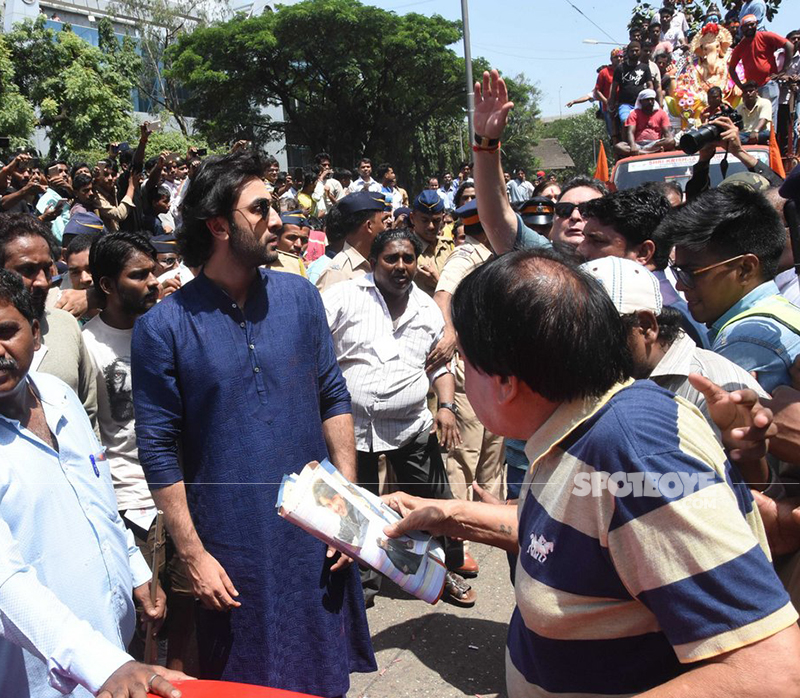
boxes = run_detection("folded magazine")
[276,459,447,604]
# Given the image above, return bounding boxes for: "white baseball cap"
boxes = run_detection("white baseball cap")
[581,257,663,315]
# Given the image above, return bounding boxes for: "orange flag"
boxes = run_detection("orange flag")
[594,140,610,182]
[769,128,786,179]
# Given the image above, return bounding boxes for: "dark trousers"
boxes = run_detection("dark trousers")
[357,430,464,604]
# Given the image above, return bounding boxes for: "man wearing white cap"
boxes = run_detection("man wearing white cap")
[582,256,773,485]
[614,88,675,158]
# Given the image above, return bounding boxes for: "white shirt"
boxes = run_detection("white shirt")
[650,331,767,441]
[157,261,196,288]
[82,316,154,513]
[0,372,150,697]
[347,178,383,194]
[322,274,448,452]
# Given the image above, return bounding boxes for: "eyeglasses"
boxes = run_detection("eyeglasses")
[554,201,591,219]
[233,198,272,220]
[160,256,178,268]
[669,254,746,289]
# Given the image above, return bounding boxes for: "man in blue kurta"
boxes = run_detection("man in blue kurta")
[131,150,376,696]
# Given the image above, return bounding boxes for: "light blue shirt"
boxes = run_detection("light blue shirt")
[709,281,800,393]
[740,0,767,30]
[35,188,70,243]
[513,213,553,251]
[0,372,150,697]
[307,252,335,285]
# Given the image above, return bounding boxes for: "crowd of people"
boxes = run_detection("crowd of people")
[566,0,799,161]
[4,14,800,698]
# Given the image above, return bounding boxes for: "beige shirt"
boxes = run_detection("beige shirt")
[267,251,308,278]
[735,96,773,133]
[95,189,134,232]
[315,242,370,293]
[415,237,454,297]
[37,307,100,435]
[434,236,493,296]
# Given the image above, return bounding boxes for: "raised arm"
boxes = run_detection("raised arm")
[472,69,519,255]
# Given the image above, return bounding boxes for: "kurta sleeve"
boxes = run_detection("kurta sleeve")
[131,310,185,488]
[312,287,352,422]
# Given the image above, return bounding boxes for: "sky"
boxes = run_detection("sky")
[365,0,800,119]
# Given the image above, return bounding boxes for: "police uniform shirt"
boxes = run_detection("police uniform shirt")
[267,250,308,278]
[415,236,454,297]
[434,236,493,296]
[315,242,370,293]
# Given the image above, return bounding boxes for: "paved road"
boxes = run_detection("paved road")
[349,543,516,698]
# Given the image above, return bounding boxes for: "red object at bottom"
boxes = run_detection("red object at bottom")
[148,679,321,698]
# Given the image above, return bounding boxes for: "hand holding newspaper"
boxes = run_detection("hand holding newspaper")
[277,459,447,604]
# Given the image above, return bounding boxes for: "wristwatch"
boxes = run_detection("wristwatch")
[473,134,500,148]
[439,402,458,415]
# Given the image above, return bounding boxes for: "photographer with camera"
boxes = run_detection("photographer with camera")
[684,116,783,200]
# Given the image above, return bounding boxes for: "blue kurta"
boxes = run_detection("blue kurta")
[131,269,376,696]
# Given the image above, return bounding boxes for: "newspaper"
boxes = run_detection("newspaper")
[276,459,447,604]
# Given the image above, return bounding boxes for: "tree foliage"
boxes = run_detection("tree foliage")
[108,0,228,136]
[0,35,36,147]
[499,72,542,172]
[537,110,612,180]
[167,0,540,189]
[5,16,139,156]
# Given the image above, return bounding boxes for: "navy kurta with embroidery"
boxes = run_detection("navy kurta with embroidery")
[131,269,375,696]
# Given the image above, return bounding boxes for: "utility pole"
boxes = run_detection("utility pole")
[461,0,475,145]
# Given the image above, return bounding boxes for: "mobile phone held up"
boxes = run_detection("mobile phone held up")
[146,120,162,134]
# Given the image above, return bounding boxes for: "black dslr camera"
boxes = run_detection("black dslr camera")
[679,107,744,154]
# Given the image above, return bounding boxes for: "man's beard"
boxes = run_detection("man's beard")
[229,218,277,267]
[118,287,158,318]
[31,288,48,320]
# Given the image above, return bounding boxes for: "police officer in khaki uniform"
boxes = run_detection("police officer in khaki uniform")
[267,210,309,277]
[315,191,391,292]
[433,199,506,578]
[409,190,454,297]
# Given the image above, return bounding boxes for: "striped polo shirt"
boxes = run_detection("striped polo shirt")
[508,380,797,698]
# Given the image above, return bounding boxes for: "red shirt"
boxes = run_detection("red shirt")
[594,65,614,101]
[729,31,788,86]
[626,108,671,142]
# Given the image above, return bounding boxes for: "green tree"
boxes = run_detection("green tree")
[500,73,542,172]
[0,35,36,147]
[108,0,229,136]
[167,0,535,190]
[6,16,139,156]
[537,110,612,180]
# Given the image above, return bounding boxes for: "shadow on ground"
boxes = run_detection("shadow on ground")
[369,613,509,697]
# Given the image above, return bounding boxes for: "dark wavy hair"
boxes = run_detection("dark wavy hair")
[90,231,156,301]
[0,268,36,323]
[0,212,59,266]
[451,248,632,402]
[655,185,785,280]
[581,184,672,270]
[177,150,265,267]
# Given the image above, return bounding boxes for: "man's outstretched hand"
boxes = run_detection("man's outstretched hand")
[473,69,514,141]
[97,661,193,698]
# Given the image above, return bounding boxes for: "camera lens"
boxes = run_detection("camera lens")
[679,123,722,154]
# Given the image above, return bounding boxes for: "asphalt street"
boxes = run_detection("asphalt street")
[349,543,517,698]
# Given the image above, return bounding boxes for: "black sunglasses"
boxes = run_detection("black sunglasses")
[234,198,272,220]
[554,201,591,219]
